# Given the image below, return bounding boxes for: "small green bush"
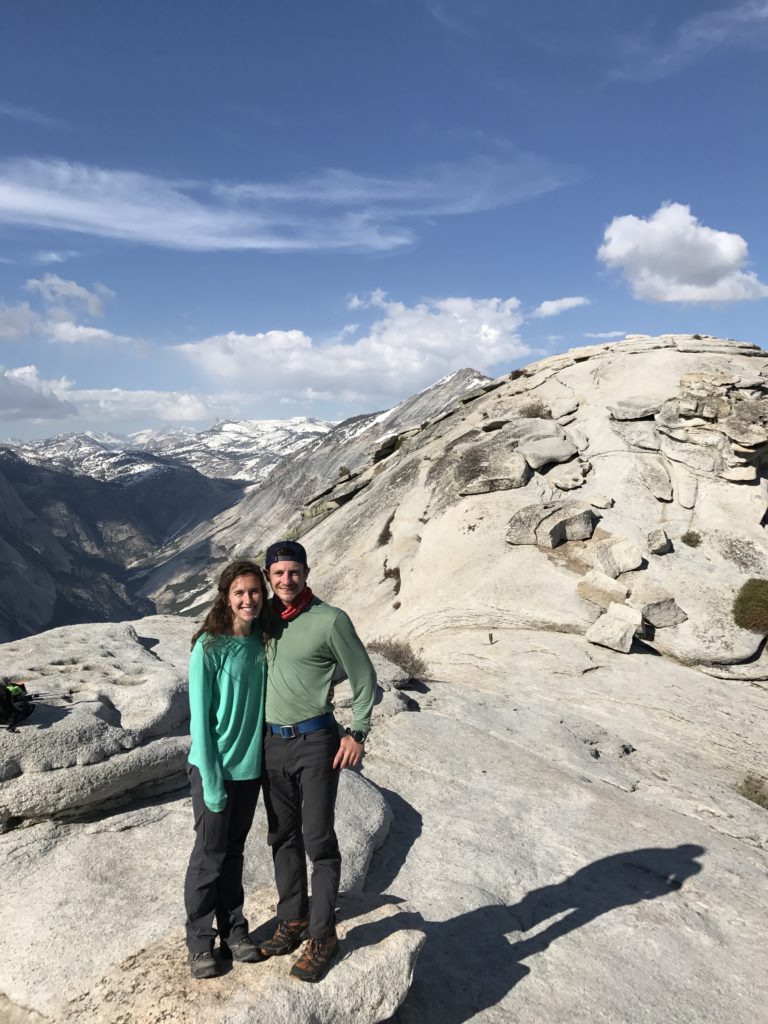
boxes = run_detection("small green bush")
[681,530,702,548]
[377,511,396,547]
[733,578,768,632]
[368,637,429,680]
[736,772,768,810]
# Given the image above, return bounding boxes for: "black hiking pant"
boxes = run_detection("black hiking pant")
[262,728,341,939]
[183,765,260,954]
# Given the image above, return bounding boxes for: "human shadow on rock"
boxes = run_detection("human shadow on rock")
[345,843,704,1024]
[363,787,423,896]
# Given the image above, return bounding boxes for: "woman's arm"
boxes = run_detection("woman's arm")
[188,639,227,812]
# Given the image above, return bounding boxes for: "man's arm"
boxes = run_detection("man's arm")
[328,610,377,769]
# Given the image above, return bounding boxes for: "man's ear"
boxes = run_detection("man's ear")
[305,566,311,579]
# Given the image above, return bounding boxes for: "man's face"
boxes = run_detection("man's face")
[268,560,309,605]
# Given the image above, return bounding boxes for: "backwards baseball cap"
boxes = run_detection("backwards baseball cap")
[265,539,308,568]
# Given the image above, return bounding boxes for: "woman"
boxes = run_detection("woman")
[183,559,271,980]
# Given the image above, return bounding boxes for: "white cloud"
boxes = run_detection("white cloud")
[327,323,359,343]
[597,202,768,303]
[0,152,573,253]
[176,293,529,404]
[25,273,114,316]
[33,249,79,264]
[45,321,132,344]
[583,331,627,339]
[530,296,590,318]
[0,101,65,130]
[347,289,388,311]
[53,384,210,422]
[0,365,76,419]
[613,1,768,81]
[0,302,41,339]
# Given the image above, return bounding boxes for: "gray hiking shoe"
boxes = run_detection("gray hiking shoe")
[189,950,221,980]
[223,935,265,963]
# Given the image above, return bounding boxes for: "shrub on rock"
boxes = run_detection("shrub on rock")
[733,578,768,632]
[368,637,429,681]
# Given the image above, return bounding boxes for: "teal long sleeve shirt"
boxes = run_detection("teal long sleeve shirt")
[187,631,266,812]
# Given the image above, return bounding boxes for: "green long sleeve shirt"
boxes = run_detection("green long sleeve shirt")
[266,597,376,733]
[187,631,266,812]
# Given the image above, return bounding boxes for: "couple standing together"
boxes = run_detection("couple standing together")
[183,539,377,983]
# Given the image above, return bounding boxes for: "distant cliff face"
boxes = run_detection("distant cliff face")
[0,445,246,640]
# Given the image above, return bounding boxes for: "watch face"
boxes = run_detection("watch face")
[351,730,366,743]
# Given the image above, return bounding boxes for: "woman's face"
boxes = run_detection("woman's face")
[227,573,264,635]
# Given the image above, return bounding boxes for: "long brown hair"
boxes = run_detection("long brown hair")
[191,560,273,650]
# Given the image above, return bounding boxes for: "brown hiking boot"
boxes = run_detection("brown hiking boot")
[290,932,339,983]
[258,917,309,957]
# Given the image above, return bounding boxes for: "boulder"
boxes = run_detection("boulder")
[636,456,672,501]
[536,503,599,548]
[550,397,579,419]
[588,538,644,579]
[577,570,629,609]
[549,460,590,491]
[721,463,758,482]
[503,417,564,445]
[585,603,642,653]
[618,421,661,450]
[589,493,615,509]
[647,529,671,555]
[506,502,599,549]
[517,437,578,470]
[628,582,687,628]
[670,464,698,509]
[608,399,662,420]
[457,444,531,495]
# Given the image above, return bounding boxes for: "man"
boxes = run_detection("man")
[259,539,377,982]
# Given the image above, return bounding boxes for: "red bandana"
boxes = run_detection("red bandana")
[274,586,315,621]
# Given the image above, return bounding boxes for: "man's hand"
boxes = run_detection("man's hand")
[333,734,364,770]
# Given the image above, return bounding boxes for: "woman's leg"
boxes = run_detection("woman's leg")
[216,777,261,943]
[184,766,233,954]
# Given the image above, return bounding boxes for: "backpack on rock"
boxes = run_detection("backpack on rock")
[0,682,35,729]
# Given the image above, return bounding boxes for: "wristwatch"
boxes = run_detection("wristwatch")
[346,727,368,744]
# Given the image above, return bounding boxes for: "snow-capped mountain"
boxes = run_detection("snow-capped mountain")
[11,417,334,485]
[136,417,334,482]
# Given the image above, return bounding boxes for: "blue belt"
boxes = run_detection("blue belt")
[267,712,335,739]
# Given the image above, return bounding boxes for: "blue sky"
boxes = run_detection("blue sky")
[1,0,768,439]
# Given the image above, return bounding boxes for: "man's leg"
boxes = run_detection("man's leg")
[297,730,341,939]
[216,778,261,944]
[289,729,342,982]
[262,732,309,923]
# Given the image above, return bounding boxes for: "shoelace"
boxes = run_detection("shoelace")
[300,939,323,964]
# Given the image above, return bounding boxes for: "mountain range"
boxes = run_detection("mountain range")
[0,368,486,639]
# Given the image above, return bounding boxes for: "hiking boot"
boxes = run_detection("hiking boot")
[259,917,309,957]
[290,932,339,983]
[189,950,221,980]
[222,935,265,963]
